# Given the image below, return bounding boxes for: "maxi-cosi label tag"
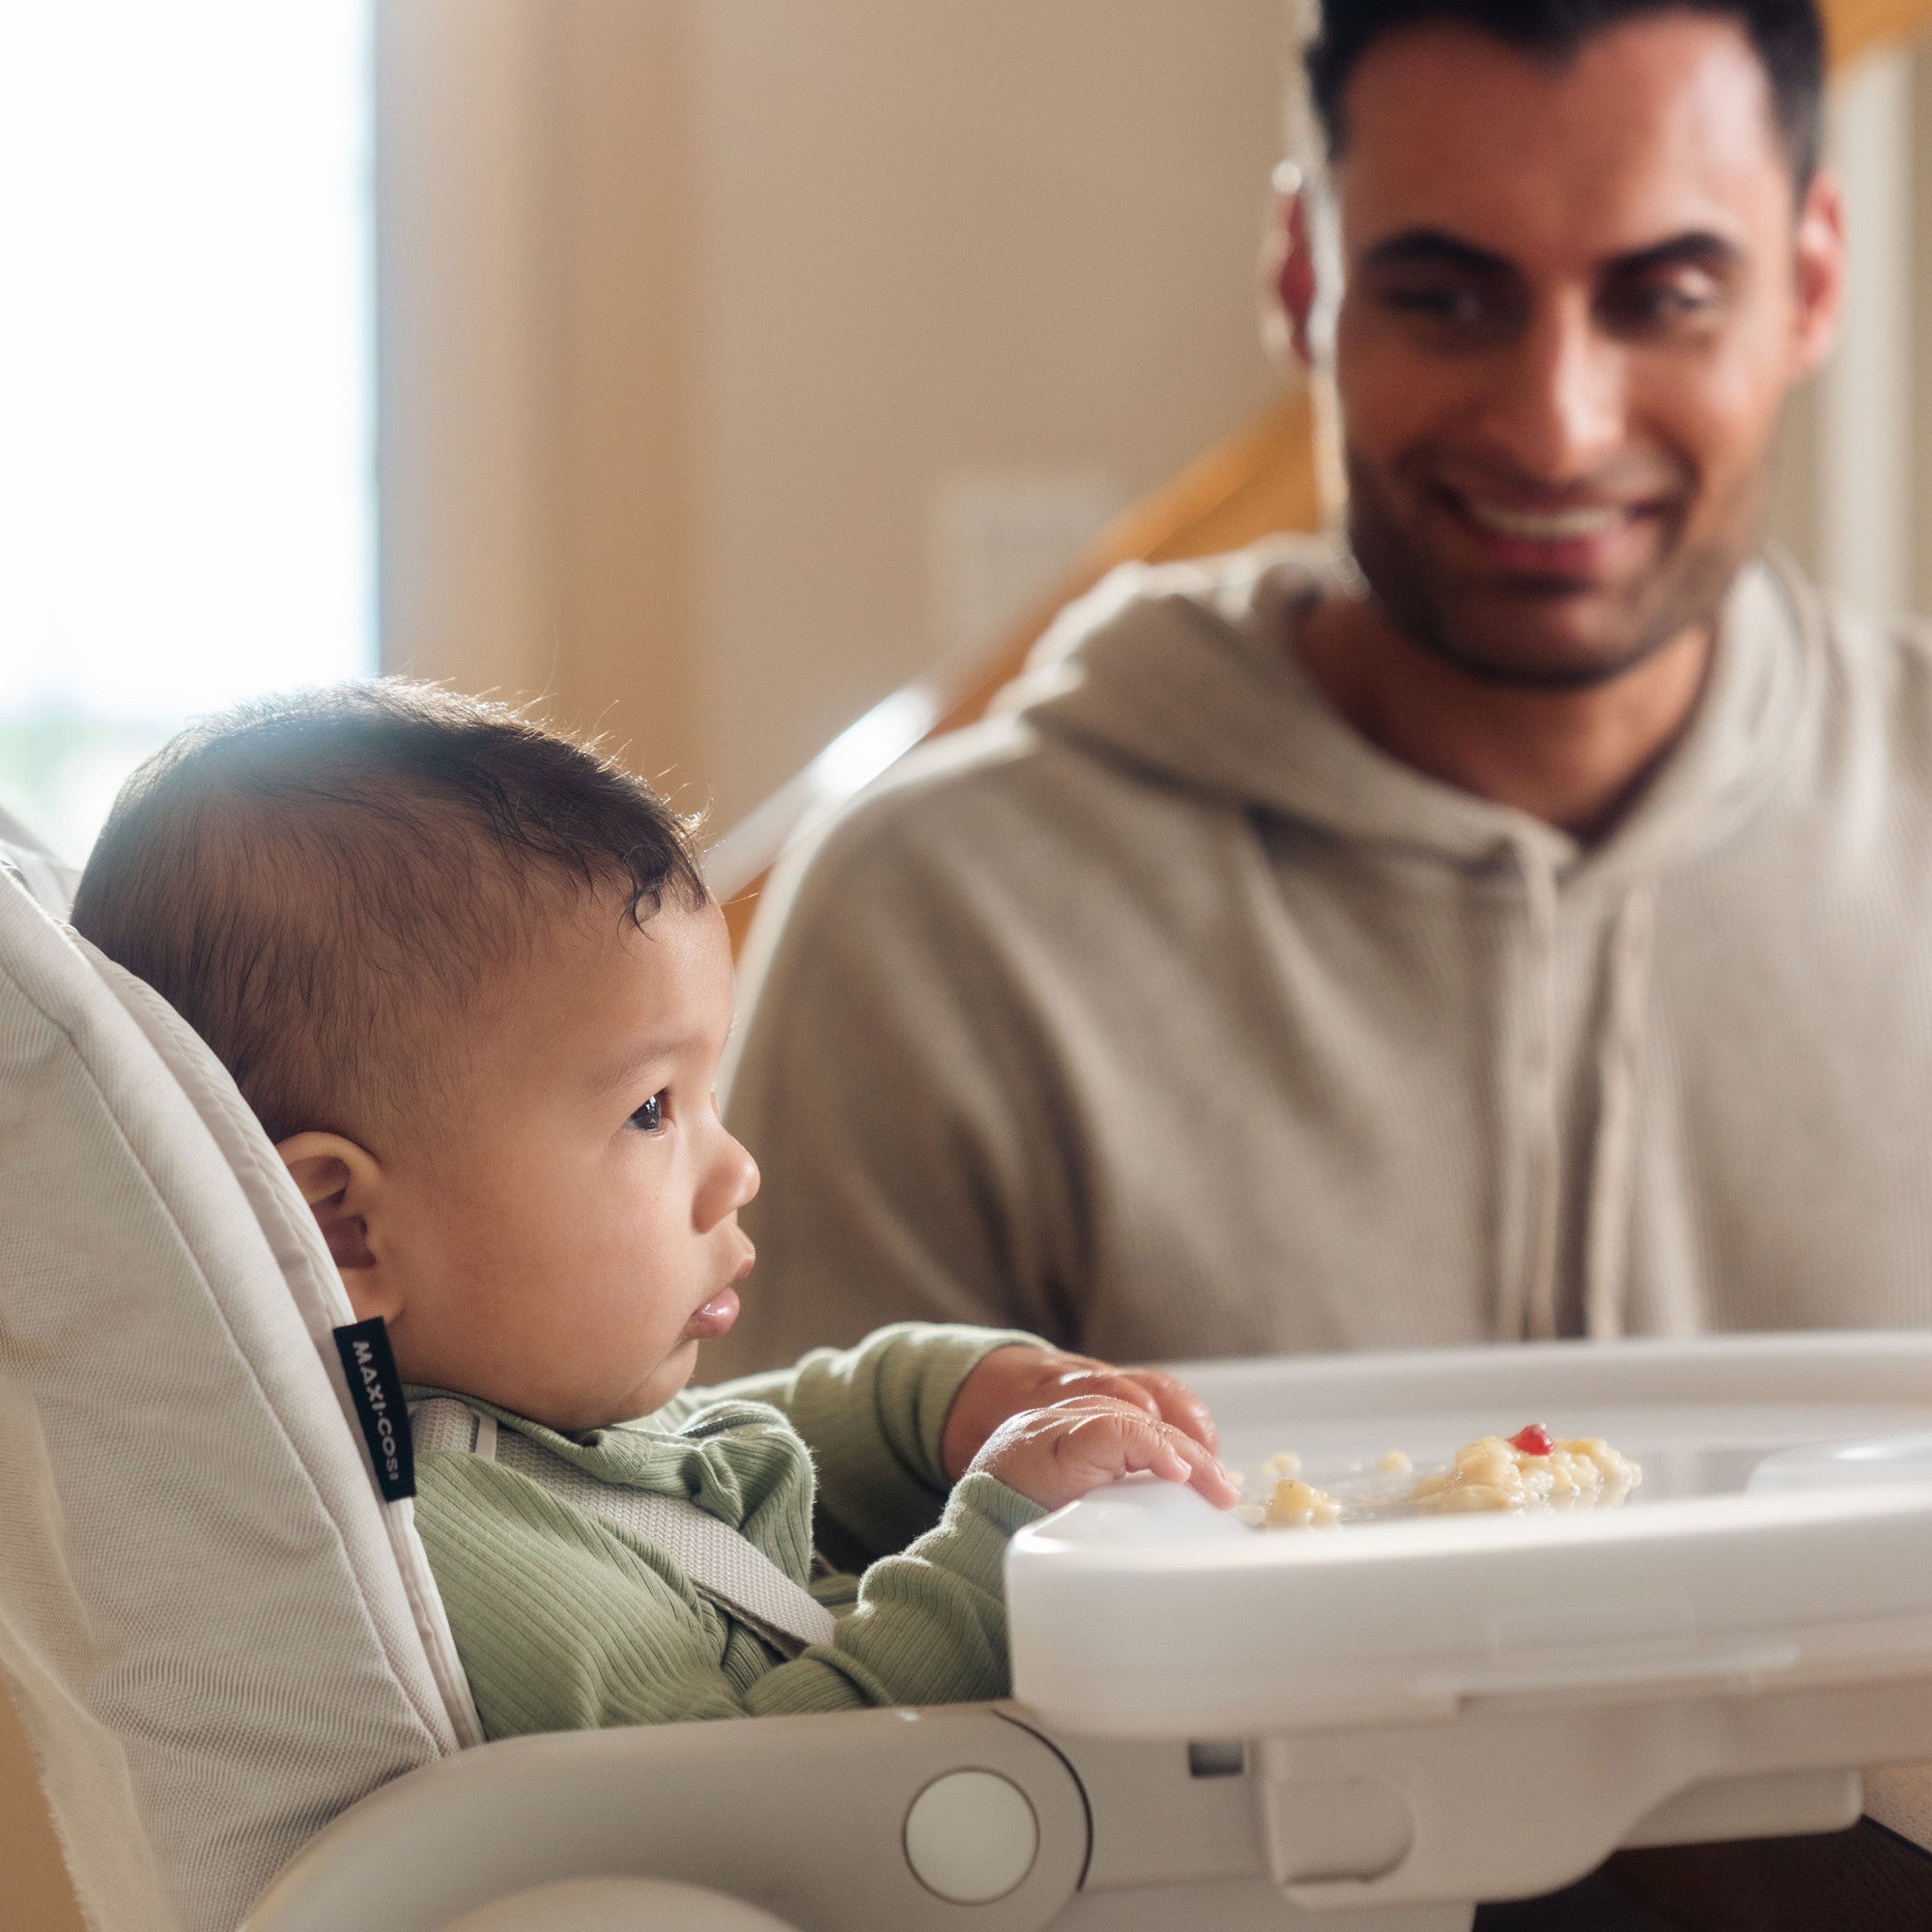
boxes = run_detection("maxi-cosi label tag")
[332,1317,415,1502]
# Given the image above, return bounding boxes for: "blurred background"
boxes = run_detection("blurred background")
[7,7,1932,1926]
[0,0,1293,862]
[11,2,1927,871]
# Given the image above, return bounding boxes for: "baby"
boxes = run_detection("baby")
[72,682,1235,1738]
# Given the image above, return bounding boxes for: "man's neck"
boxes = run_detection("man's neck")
[1294,594,1716,843]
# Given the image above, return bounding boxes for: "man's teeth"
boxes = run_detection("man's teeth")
[1464,501,1627,541]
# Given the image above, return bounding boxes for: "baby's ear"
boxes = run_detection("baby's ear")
[274,1131,394,1314]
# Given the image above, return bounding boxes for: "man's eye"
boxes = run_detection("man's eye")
[629,1090,668,1133]
[1604,279,1720,331]
[1378,283,1505,332]
[1385,287,1469,316]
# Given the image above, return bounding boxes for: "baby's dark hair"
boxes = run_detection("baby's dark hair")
[1306,0,1825,192]
[72,681,707,1147]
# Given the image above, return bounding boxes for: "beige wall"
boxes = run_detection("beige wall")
[376,0,701,797]
[685,1,1291,820]
[379,1,1291,825]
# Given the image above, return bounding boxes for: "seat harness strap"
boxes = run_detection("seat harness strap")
[410,1396,838,1660]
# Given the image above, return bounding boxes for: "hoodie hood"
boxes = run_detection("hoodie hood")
[1000,534,1820,891]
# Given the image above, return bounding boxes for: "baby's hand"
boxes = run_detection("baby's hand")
[941,1344,1220,1482]
[970,1396,1240,1512]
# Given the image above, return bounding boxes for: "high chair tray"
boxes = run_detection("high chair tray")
[1006,1332,1932,1739]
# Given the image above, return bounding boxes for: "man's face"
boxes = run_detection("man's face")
[1315,14,1841,687]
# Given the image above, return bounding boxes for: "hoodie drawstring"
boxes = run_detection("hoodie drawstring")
[1583,888,1656,1339]
[1506,841,1563,1341]
[1505,847,1656,1341]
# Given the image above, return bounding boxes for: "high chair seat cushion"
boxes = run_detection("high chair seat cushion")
[0,871,473,1932]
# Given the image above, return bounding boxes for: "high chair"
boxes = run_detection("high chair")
[9,824,1932,1932]
[0,835,1417,1932]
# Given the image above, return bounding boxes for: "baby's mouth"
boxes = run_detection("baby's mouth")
[686,1285,741,1340]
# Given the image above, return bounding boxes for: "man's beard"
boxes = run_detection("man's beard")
[1343,451,1760,693]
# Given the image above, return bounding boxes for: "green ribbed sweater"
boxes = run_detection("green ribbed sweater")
[410,1322,1046,1740]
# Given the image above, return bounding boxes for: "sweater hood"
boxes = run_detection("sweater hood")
[999,535,1820,889]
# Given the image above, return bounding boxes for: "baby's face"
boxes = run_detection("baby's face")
[350,896,759,1431]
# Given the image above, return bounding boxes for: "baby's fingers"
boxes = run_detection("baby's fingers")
[974,1399,1239,1511]
[1122,1368,1220,1454]
[1159,1425,1239,1508]
[1048,1366,1219,1454]
[1083,1407,1237,1509]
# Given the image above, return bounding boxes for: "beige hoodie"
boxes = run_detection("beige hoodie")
[715,539,1932,1372]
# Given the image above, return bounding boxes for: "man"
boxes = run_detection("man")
[715,0,1930,1373]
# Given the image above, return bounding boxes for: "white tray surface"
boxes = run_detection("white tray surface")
[1006,1334,1932,1737]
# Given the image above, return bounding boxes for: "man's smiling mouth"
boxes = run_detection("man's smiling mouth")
[1430,482,1674,581]
[1462,500,1634,541]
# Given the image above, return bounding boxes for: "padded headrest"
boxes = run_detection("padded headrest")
[0,870,477,1932]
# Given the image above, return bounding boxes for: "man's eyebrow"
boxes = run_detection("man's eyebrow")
[1603,231,1745,276]
[1359,229,1512,276]
[1358,228,1745,280]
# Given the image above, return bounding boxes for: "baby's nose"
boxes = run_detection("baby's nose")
[730,1141,761,1210]
[701,1133,758,1228]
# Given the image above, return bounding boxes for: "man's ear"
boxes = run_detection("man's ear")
[274,1130,400,1321]
[1260,164,1320,369]
[1790,167,1846,382]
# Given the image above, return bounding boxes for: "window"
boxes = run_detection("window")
[0,2,375,865]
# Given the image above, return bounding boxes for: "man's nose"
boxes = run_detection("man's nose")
[1481,296,1625,484]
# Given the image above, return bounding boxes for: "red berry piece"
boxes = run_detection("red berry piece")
[1509,1423,1554,1458]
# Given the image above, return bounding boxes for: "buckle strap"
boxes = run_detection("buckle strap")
[410,1397,837,1659]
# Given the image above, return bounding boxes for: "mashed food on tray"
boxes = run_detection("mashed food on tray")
[1246,1423,1639,1529]
[1410,1423,1638,1513]
[1263,1478,1343,1527]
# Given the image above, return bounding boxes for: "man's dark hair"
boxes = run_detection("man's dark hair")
[1306,0,1825,190]
[72,681,707,1147]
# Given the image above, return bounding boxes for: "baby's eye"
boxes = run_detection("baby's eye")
[628,1090,668,1134]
